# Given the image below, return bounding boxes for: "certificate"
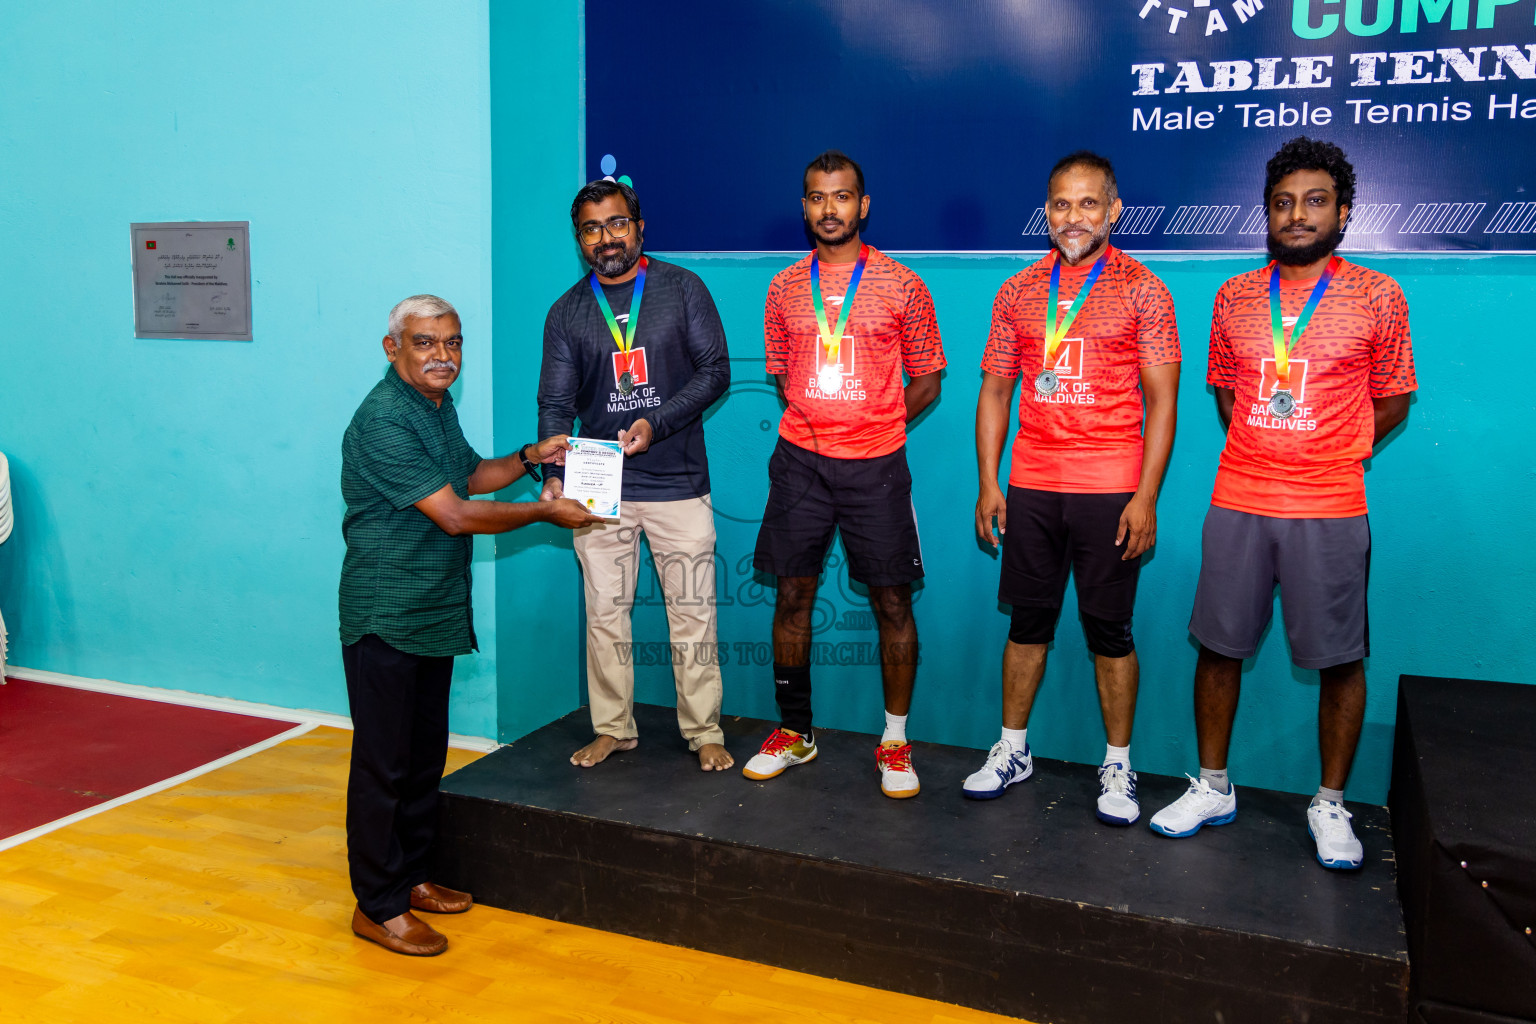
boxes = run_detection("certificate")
[563,437,624,520]
[131,221,252,341]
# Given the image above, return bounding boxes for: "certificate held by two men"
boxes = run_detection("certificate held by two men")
[563,437,623,521]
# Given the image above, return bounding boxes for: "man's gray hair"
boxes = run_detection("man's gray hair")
[387,294,459,342]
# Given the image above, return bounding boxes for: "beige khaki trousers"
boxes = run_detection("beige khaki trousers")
[572,495,725,750]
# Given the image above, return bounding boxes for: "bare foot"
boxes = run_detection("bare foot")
[697,743,734,772]
[570,735,638,768]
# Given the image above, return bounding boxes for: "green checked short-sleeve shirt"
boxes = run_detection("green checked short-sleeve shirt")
[340,368,483,657]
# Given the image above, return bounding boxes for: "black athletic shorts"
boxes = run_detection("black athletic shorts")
[998,486,1140,620]
[753,437,924,587]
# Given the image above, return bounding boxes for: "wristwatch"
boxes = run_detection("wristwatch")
[518,443,542,483]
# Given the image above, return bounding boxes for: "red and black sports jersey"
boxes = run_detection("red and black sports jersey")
[1207,259,1416,518]
[765,247,945,461]
[982,247,1180,493]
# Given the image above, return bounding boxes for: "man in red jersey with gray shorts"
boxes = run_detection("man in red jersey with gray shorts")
[1149,137,1416,870]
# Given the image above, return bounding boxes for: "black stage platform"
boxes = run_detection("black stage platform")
[439,704,1408,1024]
[1392,676,1536,1024]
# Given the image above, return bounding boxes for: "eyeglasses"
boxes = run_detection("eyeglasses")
[577,217,633,244]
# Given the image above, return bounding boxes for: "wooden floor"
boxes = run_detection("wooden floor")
[0,726,1027,1023]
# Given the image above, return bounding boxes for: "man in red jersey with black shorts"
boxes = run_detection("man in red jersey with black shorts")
[1149,137,1416,870]
[742,150,945,799]
[970,151,1180,825]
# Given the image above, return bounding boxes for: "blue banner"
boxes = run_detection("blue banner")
[587,0,1536,252]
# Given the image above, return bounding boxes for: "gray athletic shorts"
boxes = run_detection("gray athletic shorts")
[1188,505,1370,670]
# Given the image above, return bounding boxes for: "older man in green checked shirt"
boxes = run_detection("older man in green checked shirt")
[339,293,601,957]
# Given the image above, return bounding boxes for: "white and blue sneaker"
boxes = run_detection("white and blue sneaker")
[1149,776,1238,837]
[1307,799,1364,870]
[961,740,1033,799]
[1095,762,1140,826]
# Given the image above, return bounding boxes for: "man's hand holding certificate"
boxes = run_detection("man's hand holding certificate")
[561,437,624,520]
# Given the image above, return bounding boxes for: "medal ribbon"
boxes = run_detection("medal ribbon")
[1268,255,1339,391]
[1043,251,1108,370]
[810,245,869,367]
[590,256,648,375]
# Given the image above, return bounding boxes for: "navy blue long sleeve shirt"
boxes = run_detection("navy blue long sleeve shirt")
[537,257,730,501]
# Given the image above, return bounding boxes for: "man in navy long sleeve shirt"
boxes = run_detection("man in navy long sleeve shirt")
[538,180,734,771]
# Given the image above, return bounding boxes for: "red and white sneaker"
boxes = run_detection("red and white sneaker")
[876,741,920,799]
[742,728,818,780]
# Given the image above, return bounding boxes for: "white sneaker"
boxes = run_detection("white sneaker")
[1149,776,1238,837]
[1307,799,1364,870]
[741,728,817,780]
[961,740,1033,799]
[1095,762,1140,825]
[875,741,920,799]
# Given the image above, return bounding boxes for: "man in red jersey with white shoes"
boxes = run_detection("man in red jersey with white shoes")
[1149,137,1416,871]
[742,150,945,799]
[970,151,1180,825]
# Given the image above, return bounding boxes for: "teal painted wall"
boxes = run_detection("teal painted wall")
[612,251,1536,804]
[1,1,1530,803]
[0,2,501,736]
[488,2,590,743]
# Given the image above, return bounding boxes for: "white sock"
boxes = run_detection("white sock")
[1314,786,1345,806]
[1104,744,1130,769]
[1200,766,1231,795]
[1001,727,1027,751]
[882,711,907,745]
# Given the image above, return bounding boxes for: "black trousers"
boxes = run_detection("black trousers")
[342,633,454,922]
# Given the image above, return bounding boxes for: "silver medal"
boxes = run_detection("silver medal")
[1268,389,1296,419]
[817,365,844,394]
[618,370,634,397]
[1034,369,1060,396]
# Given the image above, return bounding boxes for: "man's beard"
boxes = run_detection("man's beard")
[587,234,643,277]
[1267,224,1345,266]
[807,215,858,248]
[1049,219,1111,264]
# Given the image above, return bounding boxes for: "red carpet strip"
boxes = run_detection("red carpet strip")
[0,677,299,841]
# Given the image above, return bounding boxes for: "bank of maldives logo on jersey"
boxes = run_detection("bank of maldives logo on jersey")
[1259,356,1309,401]
[1043,300,1086,379]
[816,294,857,379]
[1050,300,1087,379]
[1258,315,1308,401]
[608,311,647,391]
[817,336,858,374]
[611,350,648,390]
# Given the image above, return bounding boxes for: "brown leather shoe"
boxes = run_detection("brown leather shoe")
[351,906,448,956]
[410,881,473,914]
